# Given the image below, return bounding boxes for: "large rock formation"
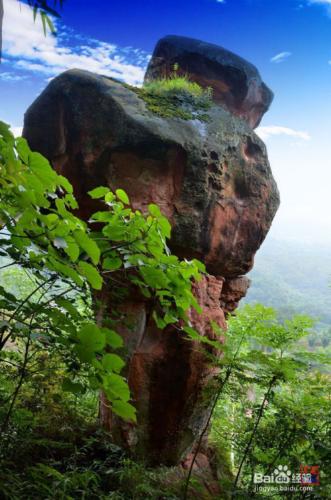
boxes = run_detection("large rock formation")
[23,36,279,466]
[145,35,274,129]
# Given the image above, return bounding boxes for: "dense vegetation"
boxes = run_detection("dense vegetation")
[0,350,186,499]
[0,122,330,497]
[211,305,331,499]
[1,293,330,498]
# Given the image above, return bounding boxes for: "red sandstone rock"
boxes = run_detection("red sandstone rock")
[22,52,279,466]
[23,70,279,278]
[145,35,273,128]
[100,275,225,465]
[220,276,251,315]
[182,451,221,498]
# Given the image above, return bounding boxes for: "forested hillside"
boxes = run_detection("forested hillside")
[244,237,331,330]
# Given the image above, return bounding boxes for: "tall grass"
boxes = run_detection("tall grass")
[143,75,210,99]
[136,74,213,121]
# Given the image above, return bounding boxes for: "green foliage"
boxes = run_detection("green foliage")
[210,304,331,499]
[0,122,99,284]
[132,74,213,121]
[0,121,133,420]
[0,364,185,499]
[26,0,64,35]
[89,188,205,333]
[0,120,205,428]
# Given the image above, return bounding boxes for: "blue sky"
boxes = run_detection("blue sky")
[1,0,331,244]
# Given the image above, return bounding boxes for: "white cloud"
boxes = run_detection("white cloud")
[307,0,331,15]
[2,0,149,85]
[11,126,23,137]
[256,126,311,141]
[0,71,26,81]
[270,52,292,63]
[309,0,331,4]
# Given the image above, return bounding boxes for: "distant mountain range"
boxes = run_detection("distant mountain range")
[243,238,331,330]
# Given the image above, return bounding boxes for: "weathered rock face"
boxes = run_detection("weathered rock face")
[23,70,279,278]
[145,35,273,128]
[99,275,225,465]
[220,276,251,315]
[23,39,279,466]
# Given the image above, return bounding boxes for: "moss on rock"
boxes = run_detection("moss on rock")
[127,76,213,121]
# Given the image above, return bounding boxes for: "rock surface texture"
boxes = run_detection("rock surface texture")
[23,36,279,466]
[145,35,274,128]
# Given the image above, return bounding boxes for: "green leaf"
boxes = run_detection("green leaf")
[64,193,78,209]
[40,11,47,36]
[76,323,106,362]
[64,241,80,262]
[103,328,123,349]
[58,175,73,194]
[55,298,78,318]
[29,152,56,187]
[73,230,100,265]
[112,400,136,422]
[105,373,130,402]
[105,192,115,204]
[183,325,222,349]
[158,216,171,238]
[115,189,130,205]
[44,213,59,227]
[102,223,127,241]
[164,312,178,325]
[88,376,100,390]
[49,257,84,286]
[192,258,206,273]
[140,267,169,289]
[53,237,67,249]
[33,5,38,21]
[103,256,122,271]
[183,325,201,341]
[102,353,125,374]
[152,311,167,329]
[16,137,30,162]
[62,378,85,394]
[45,14,56,35]
[88,186,110,199]
[148,204,162,217]
[0,121,14,142]
[78,261,103,290]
